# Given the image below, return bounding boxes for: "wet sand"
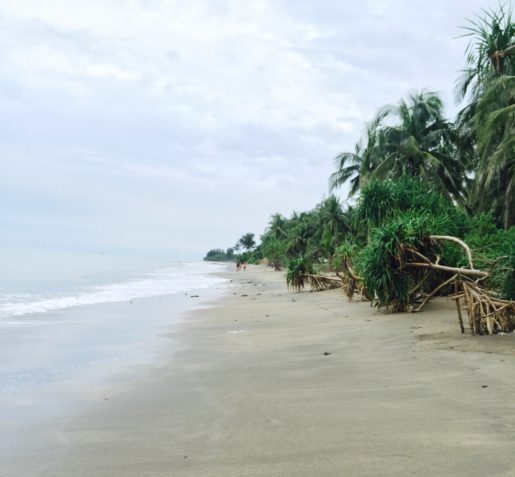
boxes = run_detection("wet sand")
[4,265,515,476]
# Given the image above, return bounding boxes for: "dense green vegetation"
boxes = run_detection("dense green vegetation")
[204,233,263,263]
[207,5,515,330]
[330,5,514,228]
[203,248,235,262]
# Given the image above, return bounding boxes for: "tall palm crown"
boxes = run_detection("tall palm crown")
[285,212,318,258]
[471,75,515,228]
[378,92,461,190]
[330,91,463,202]
[456,5,515,228]
[329,113,386,196]
[315,195,349,258]
[268,213,288,240]
[317,196,348,236]
[457,4,515,100]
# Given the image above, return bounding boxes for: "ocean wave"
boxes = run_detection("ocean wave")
[0,262,226,319]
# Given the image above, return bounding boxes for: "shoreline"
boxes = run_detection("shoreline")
[0,275,229,477]
[4,264,515,476]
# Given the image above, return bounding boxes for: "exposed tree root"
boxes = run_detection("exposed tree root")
[451,281,515,335]
[336,262,370,301]
[304,273,344,292]
[413,274,458,312]
[379,236,513,335]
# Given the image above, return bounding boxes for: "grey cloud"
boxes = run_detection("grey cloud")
[0,0,502,257]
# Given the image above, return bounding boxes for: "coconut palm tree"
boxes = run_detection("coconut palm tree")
[318,195,348,238]
[456,5,515,227]
[456,4,515,100]
[374,91,464,201]
[330,91,464,202]
[315,195,349,263]
[329,112,387,196]
[238,233,256,252]
[285,212,318,259]
[470,75,515,228]
[268,213,288,240]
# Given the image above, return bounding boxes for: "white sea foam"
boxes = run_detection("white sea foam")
[0,262,226,319]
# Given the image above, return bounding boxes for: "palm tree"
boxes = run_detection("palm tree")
[456,4,515,100]
[268,213,288,240]
[329,112,387,196]
[238,233,256,252]
[316,195,349,265]
[285,212,318,259]
[376,91,464,201]
[317,196,347,244]
[330,91,464,202]
[456,5,515,228]
[471,75,515,228]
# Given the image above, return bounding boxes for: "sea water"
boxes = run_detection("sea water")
[0,248,227,392]
[0,250,228,468]
[0,248,226,320]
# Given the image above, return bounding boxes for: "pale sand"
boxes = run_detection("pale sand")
[11,265,515,476]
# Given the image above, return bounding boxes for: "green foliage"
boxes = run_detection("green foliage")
[238,247,263,265]
[497,227,515,299]
[238,233,256,251]
[465,215,515,299]
[458,4,515,99]
[358,176,463,234]
[203,249,234,262]
[355,211,452,311]
[261,235,287,269]
[456,5,515,228]
[286,256,313,292]
[358,180,396,228]
[471,75,515,228]
[332,240,359,273]
[331,91,464,203]
[222,6,515,312]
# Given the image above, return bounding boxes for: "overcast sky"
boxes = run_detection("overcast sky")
[0,0,503,259]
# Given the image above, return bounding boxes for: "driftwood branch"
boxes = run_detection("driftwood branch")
[346,265,361,281]
[414,274,457,312]
[404,246,432,265]
[451,281,515,335]
[406,262,488,277]
[454,281,465,333]
[429,235,474,269]
[409,270,431,295]
[304,273,343,292]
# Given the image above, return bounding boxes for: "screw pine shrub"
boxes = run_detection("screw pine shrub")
[286,256,313,292]
[355,210,454,312]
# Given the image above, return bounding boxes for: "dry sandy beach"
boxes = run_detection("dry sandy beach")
[4,265,515,477]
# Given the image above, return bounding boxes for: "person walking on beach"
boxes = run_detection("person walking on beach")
[243,261,247,271]
[236,260,241,271]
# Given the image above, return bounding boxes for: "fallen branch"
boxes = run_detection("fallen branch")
[429,235,475,269]
[454,281,465,334]
[406,262,488,278]
[450,281,515,335]
[414,274,457,312]
[304,273,343,292]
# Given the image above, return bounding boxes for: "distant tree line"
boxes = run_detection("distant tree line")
[203,248,235,262]
[204,232,262,263]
